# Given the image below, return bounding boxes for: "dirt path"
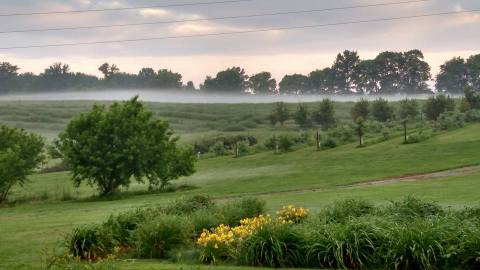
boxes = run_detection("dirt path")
[219,164,480,199]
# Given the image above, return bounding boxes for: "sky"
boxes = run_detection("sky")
[0,0,479,86]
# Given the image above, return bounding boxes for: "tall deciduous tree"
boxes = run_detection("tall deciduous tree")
[331,50,360,94]
[309,68,335,94]
[351,99,370,120]
[249,72,277,95]
[313,99,336,130]
[0,62,19,93]
[279,74,310,95]
[57,96,195,195]
[371,98,394,122]
[0,125,45,203]
[202,67,249,93]
[435,57,469,94]
[293,103,312,129]
[467,54,480,90]
[269,102,290,126]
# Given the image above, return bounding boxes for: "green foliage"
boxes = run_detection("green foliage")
[219,197,266,226]
[398,99,419,120]
[66,226,113,260]
[202,67,249,93]
[423,95,456,121]
[318,199,375,223]
[384,196,444,218]
[465,109,480,122]
[249,72,277,95]
[371,98,395,122]
[355,116,366,146]
[162,195,214,215]
[278,135,294,153]
[320,137,337,150]
[57,97,195,196]
[210,141,227,156]
[293,103,312,129]
[464,87,480,110]
[279,74,310,95]
[351,99,370,120]
[435,111,465,131]
[313,99,336,130]
[238,224,305,268]
[0,125,45,203]
[269,102,290,126]
[134,215,194,259]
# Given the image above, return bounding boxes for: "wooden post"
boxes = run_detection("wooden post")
[316,130,320,151]
[403,120,408,143]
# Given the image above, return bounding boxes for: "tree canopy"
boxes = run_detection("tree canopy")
[57,96,195,195]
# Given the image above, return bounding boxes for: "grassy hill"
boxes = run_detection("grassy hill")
[1,117,480,269]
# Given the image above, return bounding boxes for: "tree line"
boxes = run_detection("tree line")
[1,50,479,94]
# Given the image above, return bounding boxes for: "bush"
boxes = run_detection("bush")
[190,209,226,234]
[423,95,455,121]
[134,215,194,259]
[219,198,266,226]
[278,135,294,152]
[372,98,395,122]
[435,111,465,131]
[327,124,356,144]
[305,220,381,269]
[238,224,305,268]
[162,195,214,215]
[66,225,113,260]
[210,141,227,156]
[384,196,444,219]
[320,138,337,150]
[465,109,480,122]
[318,199,375,223]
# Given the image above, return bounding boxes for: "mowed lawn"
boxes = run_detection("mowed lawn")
[1,124,480,269]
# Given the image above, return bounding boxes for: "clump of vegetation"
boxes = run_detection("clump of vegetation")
[435,111,465,130]
[57,97,195,196]
[423,95,455,121]
[318,199,375,223]
[372,98,395,122]
[320,137,337,150]
[0,125,45,203]
[313,99,336,130]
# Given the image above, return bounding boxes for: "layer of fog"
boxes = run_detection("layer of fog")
[0,89,460,103]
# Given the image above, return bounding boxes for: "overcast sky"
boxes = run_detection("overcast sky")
[0,0,479,85]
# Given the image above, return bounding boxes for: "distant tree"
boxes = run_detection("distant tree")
[98,63,119,79]
[312,99,336,130]
[57,97,195,195]
[352,59,380,94]
[0,125,45,203]
[423,95,455,121]
[269,102,290,126]
[202,67,249,93]
[467,54,480,90]
[435,57,469,94]
[138,68,156,87]
[397,99,419,120]
[279,74,310,94]
[40,62,72,89]
[0,62,19,93]
[371,98,394,122]
[155,69,182,89]
[331,50,361,94]
[293,103,312,129]
[351,99,370,120]
[309,68,335,94]
[355,117,366,146]
[463,86,480,110]
[185,81,196,91]
[249,72,277,95]
[401,49,431,94]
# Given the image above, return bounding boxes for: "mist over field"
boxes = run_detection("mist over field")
[0,89,450,103]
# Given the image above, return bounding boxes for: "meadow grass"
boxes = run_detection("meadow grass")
[0,101,479,269]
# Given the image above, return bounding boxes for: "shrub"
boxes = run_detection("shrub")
[423,95,455,121]
[190,209,226,234]
[465,109,480,122]
[320,138,337,150]
[305,220,381,269]
[219,198,266,226]
[327,124,356,143]
[372,98,395,122]
[319,199,375,223]
[134,215,194,259]
[435,111,465,131]
[66,225,113,260]
[278,135,294,152]
[210,141,227,156]
[162,195,214,215]
[404,131,431,144]
[238,224,305,268]
[384,196,444,219]
[351,99,370,120]
[313,99,336,130]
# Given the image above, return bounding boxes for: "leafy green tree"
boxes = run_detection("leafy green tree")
[371,98,394,122]
[351,99,370,120]
[57,97,195,195]
[249,72,277,95]
[293,103,312,129]
[185,81,196,91]
[98,63,119,79]
[401,50,431,94]
[312,99,336,130]
[201,67,249,93]
[463,86,480,110]
[309,68,335,94]
[0,62,19,93]
[155,69,182,89]
[467,54,480,90]
[398,99,419,120]
[355,117,366,146]
[269,102,290,126]
[331,50,361,94]
[435,57,469,94]
[0,125,45,203]
[279,74,310,94]
[138,68,156,87]
[423,95,455,121]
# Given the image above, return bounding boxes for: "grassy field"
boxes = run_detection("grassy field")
[0,101,479,269]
